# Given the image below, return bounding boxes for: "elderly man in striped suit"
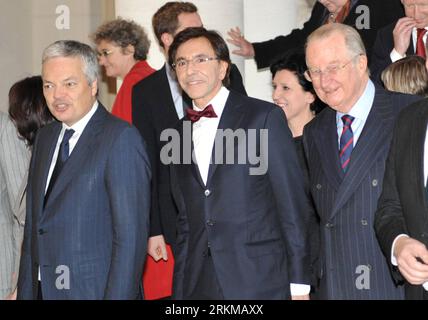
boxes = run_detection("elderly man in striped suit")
[303,23,418,299]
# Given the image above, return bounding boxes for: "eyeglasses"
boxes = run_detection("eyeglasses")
[172,55,219,70]
[96,49,114,58]
[304,54,362,82]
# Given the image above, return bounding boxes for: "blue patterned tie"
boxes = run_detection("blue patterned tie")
[44,129,75,205]
[339,115,354,173]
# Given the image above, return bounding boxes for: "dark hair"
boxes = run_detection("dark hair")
[8,76,53,146]
[92,18,151,61]
[152,2,198,48]
[270,50,326,114]
[168,27,231,87]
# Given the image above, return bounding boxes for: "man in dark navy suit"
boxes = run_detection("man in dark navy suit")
[303,23,418,299]
[17,40,150,300]
[167,27,311,299]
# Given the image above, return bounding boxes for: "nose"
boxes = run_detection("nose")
[53,85,66,99]
[98,55,106,66]
[185,62,197,75]
[272,86,281,101]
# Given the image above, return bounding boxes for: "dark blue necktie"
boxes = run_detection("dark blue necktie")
[44,129,75,205]
[339,115,354,173]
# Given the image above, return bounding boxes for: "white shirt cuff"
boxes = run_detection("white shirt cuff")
[390,49,406,63]
[290,283,311,296]
[391,234,409,265]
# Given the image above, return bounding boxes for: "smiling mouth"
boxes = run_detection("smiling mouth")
[187,79,203,86]
[53,103,70,112]
[274,101,288,108]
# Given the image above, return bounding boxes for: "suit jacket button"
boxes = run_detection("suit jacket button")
[361,219,368,226]
[206,219,215,226]
[372,179,378,187]
[316,184,322,190]
[325,222,334,228]
[204,189,211,197]
[38,229,45,235]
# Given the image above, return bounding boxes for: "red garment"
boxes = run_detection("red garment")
[111,60,155,124]
[416,28,427,58]
[142,245,175,300]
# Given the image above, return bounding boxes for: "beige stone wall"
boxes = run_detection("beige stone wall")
[0,0,115,113]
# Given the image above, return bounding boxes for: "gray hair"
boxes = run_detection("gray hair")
[306,23,366,59]
[42,40,99,84]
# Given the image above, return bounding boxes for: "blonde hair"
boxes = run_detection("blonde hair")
[381,56,428,97]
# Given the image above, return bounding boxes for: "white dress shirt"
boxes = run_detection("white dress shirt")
[390,122,428,291]
[191,86,310,296]
[336,79,375,149]
[390,27,428,62]
[39,101,98,281]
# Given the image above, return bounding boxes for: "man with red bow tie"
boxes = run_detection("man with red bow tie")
[166,27,312,300]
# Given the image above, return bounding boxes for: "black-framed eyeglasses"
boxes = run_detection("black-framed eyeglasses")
[172,55,219,70]
[304,54,363,82]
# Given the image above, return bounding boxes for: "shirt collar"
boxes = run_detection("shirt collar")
[336,79,375,123]
[192,86,229,119]
[62,100,99,134]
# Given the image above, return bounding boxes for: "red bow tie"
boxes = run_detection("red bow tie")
[186,104,218,122]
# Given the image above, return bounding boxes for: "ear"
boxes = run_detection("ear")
[305,91,316,105]
[123,45,135,56]
[161,33,174,49]
[357,54,368,74]
[218,60,229,81]
[90,79,98,97]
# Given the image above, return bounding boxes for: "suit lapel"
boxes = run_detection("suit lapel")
[330,89,394,218]
[313,108,343,191]
[34,123,62,218]
[43,105,107,211]
[412,105,428,209]
[177,116,205,189]
[206,91,245,186]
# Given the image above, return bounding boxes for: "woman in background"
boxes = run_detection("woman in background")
[3,75,53,299]
[381,55,428,97]
[92,18,155,124]
[271,50,325,297]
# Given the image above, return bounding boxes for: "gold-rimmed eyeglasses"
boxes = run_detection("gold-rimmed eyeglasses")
[304,54,363,82]
[96,49,114,58]
[172,55,219,70]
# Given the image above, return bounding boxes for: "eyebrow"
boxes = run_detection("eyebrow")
[176,53,209,60]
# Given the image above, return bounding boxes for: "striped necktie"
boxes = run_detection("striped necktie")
[339,115,354,172]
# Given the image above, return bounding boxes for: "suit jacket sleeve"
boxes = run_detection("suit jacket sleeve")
[17,131,40,300]
[131,83,163,238]
[0,114,29,296]
[370,24,395,84]
[252,2,324,69]
[103,126,151,299]
[265,107,311,285]
[374,117,406,283]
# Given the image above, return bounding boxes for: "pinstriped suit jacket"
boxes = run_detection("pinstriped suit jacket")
[17,105,151,300]
[0,112,30,299]
[303,87,419,299]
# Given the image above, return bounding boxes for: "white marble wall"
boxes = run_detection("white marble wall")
[115,0,313,101]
